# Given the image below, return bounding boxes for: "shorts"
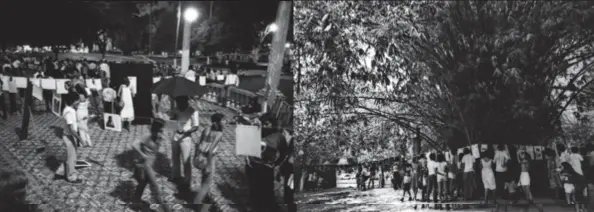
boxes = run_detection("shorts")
[403,183,411,190]
[437,175,447,183]
[448,172,455,180]
[519,172,530,186]
[564,183,575,193]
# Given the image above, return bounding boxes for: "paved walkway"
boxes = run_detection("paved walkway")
[0,99,257,211]
[297,188,569,212]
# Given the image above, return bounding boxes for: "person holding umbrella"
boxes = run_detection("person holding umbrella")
[151,76,208,196]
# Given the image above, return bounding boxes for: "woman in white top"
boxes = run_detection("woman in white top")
[118,77,135,131]
[481,153,497,204]
[75,85,92,147]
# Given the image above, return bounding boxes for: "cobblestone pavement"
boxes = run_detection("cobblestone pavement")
[296,188,570,212]
[0,98,258,212]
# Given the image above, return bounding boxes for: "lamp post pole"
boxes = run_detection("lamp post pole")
[180,8,199,76]
[181,20,192,75]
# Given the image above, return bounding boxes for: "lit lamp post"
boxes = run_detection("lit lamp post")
[260,23,278,44]
[181,7,199,75]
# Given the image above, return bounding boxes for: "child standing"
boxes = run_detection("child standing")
[401,170,413,201]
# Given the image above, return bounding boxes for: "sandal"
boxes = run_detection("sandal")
[66,176,83,184]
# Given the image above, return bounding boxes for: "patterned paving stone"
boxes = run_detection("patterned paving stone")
[0,98,260,212]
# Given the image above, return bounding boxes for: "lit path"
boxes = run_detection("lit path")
[296,187,565,212]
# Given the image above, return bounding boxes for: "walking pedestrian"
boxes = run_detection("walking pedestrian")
[193,113,225,212]
[130,119,171,212]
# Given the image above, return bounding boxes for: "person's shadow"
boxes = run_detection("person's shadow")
[111,149,173,210]
[43,126,66,172]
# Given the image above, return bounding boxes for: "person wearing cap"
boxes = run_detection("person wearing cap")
[130,118,170,212]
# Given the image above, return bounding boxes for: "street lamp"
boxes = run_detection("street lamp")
[181,7,199,75]
[268,23,278,33]
[260,23,278,44]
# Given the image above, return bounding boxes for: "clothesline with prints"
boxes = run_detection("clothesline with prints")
[0,74,239,94]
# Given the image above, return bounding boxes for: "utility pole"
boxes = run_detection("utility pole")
[263,1,291,111]
[210,1,213,19]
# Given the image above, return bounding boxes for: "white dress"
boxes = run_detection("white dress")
[119,85,135,120]
[76,99,92,146]
[481,159,496,190]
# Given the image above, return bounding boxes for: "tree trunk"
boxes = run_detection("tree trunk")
[263,1,291,110]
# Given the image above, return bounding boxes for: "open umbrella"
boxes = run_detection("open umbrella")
[151,76,208,97]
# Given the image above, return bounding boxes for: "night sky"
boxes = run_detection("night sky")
[0,1,290,49]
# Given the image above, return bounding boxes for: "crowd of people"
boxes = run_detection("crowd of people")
[352,144,594,210]
[0,53,295,212]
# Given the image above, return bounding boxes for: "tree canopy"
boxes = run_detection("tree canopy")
[295,1,594,164]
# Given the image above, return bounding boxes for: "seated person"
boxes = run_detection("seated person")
[233,97,263,125]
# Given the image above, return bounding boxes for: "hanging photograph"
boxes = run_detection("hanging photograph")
[103,113,122,132]
[533,146,543,160]
[52,95,62,116]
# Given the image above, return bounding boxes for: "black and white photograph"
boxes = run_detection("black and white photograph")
[103,113,122,132]
[294,1,594,212]
[0,1,293,212]
[51,95,61,116]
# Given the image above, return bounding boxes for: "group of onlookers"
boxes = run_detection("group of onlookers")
[375,144,594,210]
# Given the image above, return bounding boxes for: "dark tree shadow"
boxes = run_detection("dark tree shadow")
[48,125,64,138]
[108,180,153,212]
[212,165,251,212]
[45,155,60,172]
[113,150,172,178]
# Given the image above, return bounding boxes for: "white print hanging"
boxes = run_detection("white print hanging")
[13,77,28,88]
[533,146,543,160]
[55,79,69,94]
[235,125,262,158]
[41,79,57,90]
[32,84,43,101]
[153,77,161,83]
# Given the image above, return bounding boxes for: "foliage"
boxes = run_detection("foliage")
[294,1,594,164]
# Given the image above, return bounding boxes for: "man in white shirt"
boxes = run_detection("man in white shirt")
[569,146,586,202]
[494,145,509,198]
[425,153,438,202]
[170,96,200,193]
[55,96,83,183]
[461,148,476,200]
